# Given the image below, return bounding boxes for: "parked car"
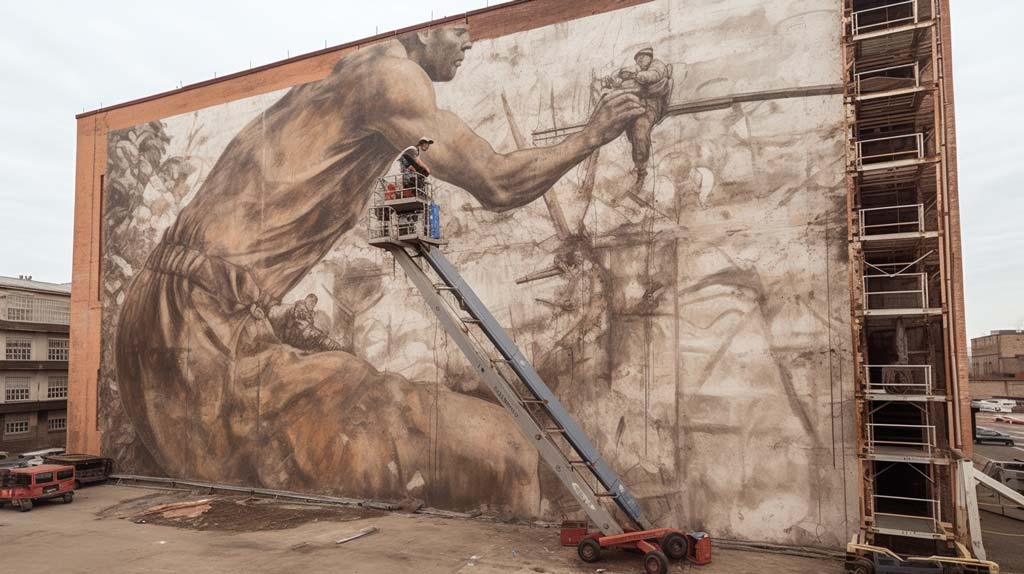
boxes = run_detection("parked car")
[0,459,30,471]
[0,464,76,511]
[975,427,1015,446]
[18,447,65,459]
[43,454,113,488]
[976,400,1014,413]
[17,447,66,467]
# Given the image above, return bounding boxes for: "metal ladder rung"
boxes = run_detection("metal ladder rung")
[543,427,567,433]
[462,317,481,324]
[434,284,456,291]
[568,460,593,467]
[520,398,548,405]
[595,492,620,498]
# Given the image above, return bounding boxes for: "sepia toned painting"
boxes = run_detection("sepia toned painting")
[99,0,857,546]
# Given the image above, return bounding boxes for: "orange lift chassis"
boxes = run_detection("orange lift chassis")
[367,175,711,573]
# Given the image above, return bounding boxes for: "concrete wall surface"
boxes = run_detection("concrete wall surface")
[78,0,857,546]
[971,379,1024,400]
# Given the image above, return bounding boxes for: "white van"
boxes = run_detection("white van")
[977,399,1014,413]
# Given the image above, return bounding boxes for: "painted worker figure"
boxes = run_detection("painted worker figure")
[594,47,672,189]
[280,294,343,353]
[115,25,644,510]
[399,137,433,195]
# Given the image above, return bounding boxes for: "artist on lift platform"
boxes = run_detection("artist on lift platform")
[399,137,434,195]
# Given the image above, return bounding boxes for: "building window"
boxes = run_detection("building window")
[5,338,32,361]
[47,375,68,399]
[5,294,33,321]
[47,338,69,361]
[3,294,70,325]
[47,415,67,432]
[4,415,29,435]
[4,377,31,402]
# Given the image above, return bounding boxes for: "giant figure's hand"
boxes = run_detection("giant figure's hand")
[582,88,644,147]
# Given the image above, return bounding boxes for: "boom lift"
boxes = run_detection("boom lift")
[367,175,711,573]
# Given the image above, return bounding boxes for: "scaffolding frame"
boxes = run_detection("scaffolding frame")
[845,0,969,553]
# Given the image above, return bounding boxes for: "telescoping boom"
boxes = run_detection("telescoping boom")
[366,174,709,573]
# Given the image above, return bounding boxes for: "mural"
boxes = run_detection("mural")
[100,0,856,546]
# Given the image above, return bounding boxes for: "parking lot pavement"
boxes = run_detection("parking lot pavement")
[975,414,1024,460]
[1,485,844,574]
[981,511,1024,574]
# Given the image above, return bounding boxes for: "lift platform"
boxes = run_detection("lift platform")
[367,175,710,573]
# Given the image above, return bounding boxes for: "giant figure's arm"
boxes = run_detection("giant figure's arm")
[367,59,642,212]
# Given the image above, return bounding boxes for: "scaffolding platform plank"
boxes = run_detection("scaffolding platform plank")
[862,445,950,465]
[869,514,949,540]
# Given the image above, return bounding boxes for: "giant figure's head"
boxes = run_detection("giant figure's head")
[400,25,473,82]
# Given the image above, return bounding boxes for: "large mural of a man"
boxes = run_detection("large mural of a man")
[102,0,856,545]
[113,25,643,511]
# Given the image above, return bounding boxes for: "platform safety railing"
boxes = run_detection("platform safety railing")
[376,173,433,204]
[858,204,925,237]
[864,272,930,310]
[853,0,919,36]
[866,423,937,455]
[857,133,925,168]
[368,205,397,241]
[864,364,934,395]
[854,62,920,95]
[872,493,941,528]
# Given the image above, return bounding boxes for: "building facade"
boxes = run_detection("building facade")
[0,276,70,454]
[68,0,971,553]
[971,330,1024,379]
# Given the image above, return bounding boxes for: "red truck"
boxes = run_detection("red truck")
[0,464,76,511]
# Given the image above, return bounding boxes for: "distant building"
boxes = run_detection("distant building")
[971,330,1024,379]
[0,275,70,454]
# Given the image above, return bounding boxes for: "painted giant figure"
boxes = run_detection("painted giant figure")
[103,1,855,547]
[115,27,642,511]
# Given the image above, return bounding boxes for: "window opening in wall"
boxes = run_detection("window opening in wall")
[3,294,70,325]
[47,375,68,399]
[4,415,29,435]
[48,338,69,361]
[4,377,31,402]
[48,415,67,431]
[5,337,32,360]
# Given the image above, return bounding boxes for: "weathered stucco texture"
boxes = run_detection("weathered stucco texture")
[96,0,856,546]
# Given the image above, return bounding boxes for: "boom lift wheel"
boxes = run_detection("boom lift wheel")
[63,492,74,503]
[642,549,669,574]
[848,557,874,574]
[19,499,33,512]
[660,532,688,561]
[577,538,602,563]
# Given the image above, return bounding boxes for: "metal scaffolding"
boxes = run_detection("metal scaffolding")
[844,0,972,555]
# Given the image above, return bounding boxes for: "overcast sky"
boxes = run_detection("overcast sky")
[0,1,1019,340]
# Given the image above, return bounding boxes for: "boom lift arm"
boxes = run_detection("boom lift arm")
[367,175,708,573]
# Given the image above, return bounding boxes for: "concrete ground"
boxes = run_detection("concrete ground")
[974,413,1024,573]
[1,485,843,574]
[981,511,1024,574]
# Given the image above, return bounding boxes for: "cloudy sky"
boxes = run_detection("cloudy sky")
[0,1,1019,340]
